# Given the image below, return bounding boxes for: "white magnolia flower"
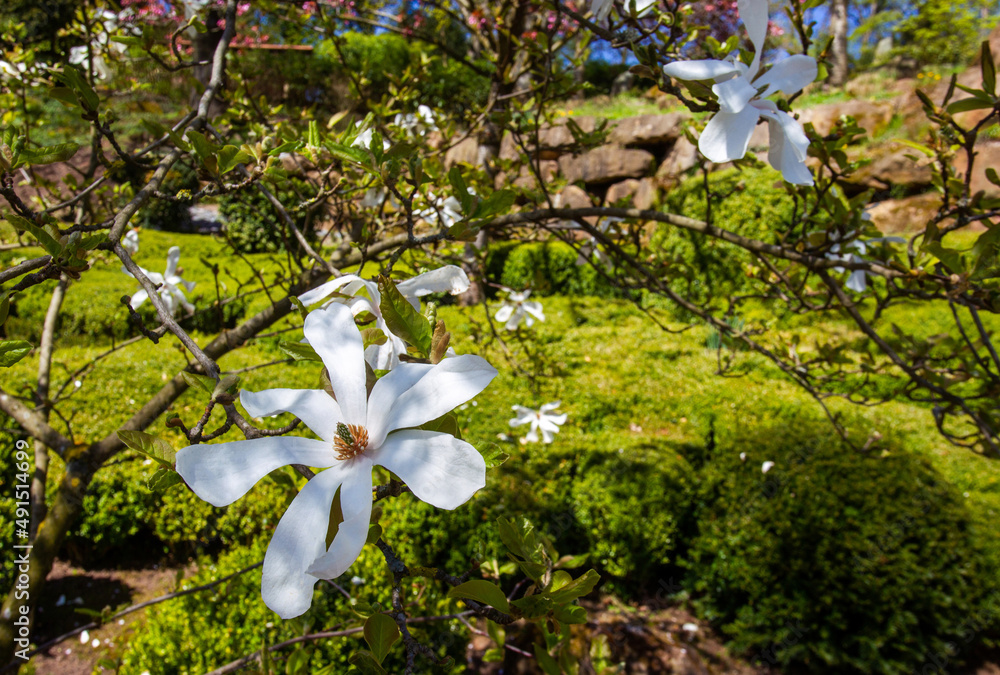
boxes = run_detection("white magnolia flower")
[128,246,196,317]
[495,289,545,330]
[662,0,817,185]
[298,267,470,369]
[827,232,905,293]
[417,193,467,229]
[123,229,139,256]
[576,216,623,267]
[352,126,390,152]
[761,460,775,473]
[509,401,567,444]
[394,105,437,135]
[176,303,496,618]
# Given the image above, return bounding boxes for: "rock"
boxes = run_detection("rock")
[865,193,942,234]
[843,146,934,195]
[554,184,597,226]
[798,99,896,137]
[559,145,655,185]
[656,137,700,188]
[444,136,480,168]
[605,177,658,209]
[955,140,1000,199]
[499,116,598,161]
[497,160,560,190]
[608,112,688,147]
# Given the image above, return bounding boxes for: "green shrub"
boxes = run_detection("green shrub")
[570,445,694,584]
[219,179,318,254]
[117,536,466,674]
[134,161,200,233]
[653,166,795,302]
[483,240,621,297]
[683,420,1000,673]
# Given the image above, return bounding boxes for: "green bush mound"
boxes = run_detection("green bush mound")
[219,178,319,254]
[59,455,292,564]
[684,421,1000,674]
[116,538,466,674]
[484,240,622,298]
[133,161,201,233]
[653,166,795,301]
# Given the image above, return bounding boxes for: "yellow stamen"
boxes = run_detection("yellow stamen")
[333,423,369,460]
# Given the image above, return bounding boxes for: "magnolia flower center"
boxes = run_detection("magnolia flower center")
[333,422,369,460]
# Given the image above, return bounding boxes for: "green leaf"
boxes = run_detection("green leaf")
[420,412,460,438]
[348,650,386,675]
[212,374,240,400]
[6,213,62,256]
[365,523,383,545]
[473,189,516,220]
[363,614,399,664]
[486,619,505,646]
[181,371,215,394]
[185,129,217,160]
[279,341,323,362]
[0,340,32,367]
[986,168,1000,188]
[923,241,965,274]
[971,225,1000,274]
[19,142,80,167]
[479,443,509,469]
[447,220,480,242]
[56,67,99,112]
[285,647,311,675]
[982,40,997,96]
[361,327,388,350]
[533,643,561,675]
[378,276,433,355]
[110,35,143,46]
[546,569,600,603]
[483,648,504,662]
[447,166,474,212]
[325,141,371,168]
[946,98,995,114]
[553,603,588,624]
[218,145,252,174]
[147,467,183,493]
[447,579,511,613]
[512,594,553,619]
[0,294,10,326]
[117,429,176,466]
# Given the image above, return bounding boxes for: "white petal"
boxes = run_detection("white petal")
[755,55,818,98]
[846,270,868,293]
[302,304,368,425]
[129,289,148,309]
[164,246,181,278]
[507,307,527,330]
[590,0,613,21]
[261,463,352,619]
[365,362,435,443]
[176,436,336,508]
[540,413,568,427]
[539,401,562,413]
[663,59,741,82]
[396,266,470,305]
[304,459,374,580]
[738,0,769,77]
[698,106,761,163]
[368,430,486,510]
[494,304,514,323]
[713,76,757,114]
[522,301,546,322]
[298,275,365,307]
[523,427,540,443]
[241,388,343,442]
[541,426,556,443]
[758,107,813,185]
[367,355,497,447]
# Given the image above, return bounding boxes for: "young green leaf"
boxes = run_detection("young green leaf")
[447,579,511,613]
[117,429,177,467]
[6,214,62,256]
[982,40,996,96]
[363,614,399,664]
[279,341,323,362]
[19,142,80,167]
[147,467,183,493]
[0,340,33,367]
[378,276,433,355]
[348,651,386,675]
[181,371,215,394]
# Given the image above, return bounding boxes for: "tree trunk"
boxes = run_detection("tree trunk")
[829,0,850,86]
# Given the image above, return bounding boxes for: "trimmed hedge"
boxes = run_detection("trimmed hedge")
[484,240,622,298]
[684,422,1000,674]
